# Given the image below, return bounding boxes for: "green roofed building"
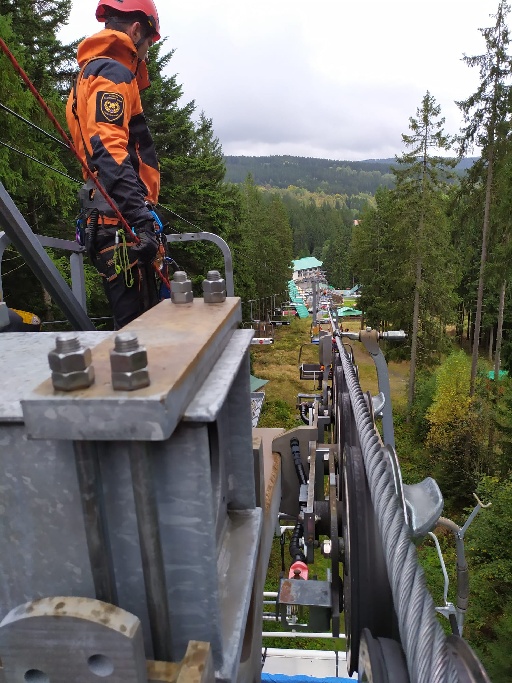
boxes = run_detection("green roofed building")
[292,257,323,281]
[337,306,362,317]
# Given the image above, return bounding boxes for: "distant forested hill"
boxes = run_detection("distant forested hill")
[223,155,395,195]
[223,155,476,196]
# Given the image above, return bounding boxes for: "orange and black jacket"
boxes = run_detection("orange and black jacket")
[66,29,160,230]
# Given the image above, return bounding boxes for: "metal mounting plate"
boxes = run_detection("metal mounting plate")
[20,298,241,440]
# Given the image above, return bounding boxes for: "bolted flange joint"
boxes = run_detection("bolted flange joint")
[170,271,193,304]
[49,334,95,391]
[110,332,150,391]
[202,270,226,303]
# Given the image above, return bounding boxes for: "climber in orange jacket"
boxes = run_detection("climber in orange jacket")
[66,0,162,329]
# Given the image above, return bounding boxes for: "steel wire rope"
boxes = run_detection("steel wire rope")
[156,202,202,232]
[2,262,27,278]
[0,140,81,183]
[0,102,70,148]
[333,332,458,683]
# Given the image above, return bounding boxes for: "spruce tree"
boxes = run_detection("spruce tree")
[393,91,456,410]
[457,0,512,396]
[143,42,241,282]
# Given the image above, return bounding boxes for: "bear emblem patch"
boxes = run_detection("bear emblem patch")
[96,92,125,125]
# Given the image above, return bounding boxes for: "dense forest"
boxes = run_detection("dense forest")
[224,154,476,195]
[224,155,396,195]
[2,0,512,679]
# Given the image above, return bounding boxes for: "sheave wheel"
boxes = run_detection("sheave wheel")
[342,445,396,675]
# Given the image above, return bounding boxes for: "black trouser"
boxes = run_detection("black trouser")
[94,223,159,330]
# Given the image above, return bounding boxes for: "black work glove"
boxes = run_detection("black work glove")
[132,221,159,264]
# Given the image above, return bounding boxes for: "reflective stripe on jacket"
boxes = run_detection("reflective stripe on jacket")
[66,29,160,231]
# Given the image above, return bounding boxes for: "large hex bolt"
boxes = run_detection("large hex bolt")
[110,332,150,391]
[49,334,95,391]
[202,270,226,303]
[170,271,193,304]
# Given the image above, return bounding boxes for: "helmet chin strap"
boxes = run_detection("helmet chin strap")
[134,26,152,61]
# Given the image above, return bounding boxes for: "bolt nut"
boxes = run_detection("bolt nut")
[111,369,150,391]
[171,271,193,304]
[52,365,95,392]
[48,334,92,373]
[110,333,150,390]
[202,270,226,303]
[49,334,95,391]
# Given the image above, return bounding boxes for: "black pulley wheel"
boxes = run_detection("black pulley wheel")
[358,628,409,683]
[446,635,492,683]
[342,445,396,675]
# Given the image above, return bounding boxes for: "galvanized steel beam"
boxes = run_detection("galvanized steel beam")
[0,182,94,329]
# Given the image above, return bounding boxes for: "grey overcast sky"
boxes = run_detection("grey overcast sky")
[59,1,504,161]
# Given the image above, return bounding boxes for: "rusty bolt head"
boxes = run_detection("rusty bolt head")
[52,365,95,392]
[48,334,92,373]
[111,369,150,391]
[202,270,226,303]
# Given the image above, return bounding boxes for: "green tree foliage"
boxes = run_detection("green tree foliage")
[393,91,457,408]
[224,155,396,195]
[464,475,512,681]
[142,44,241,281]
[457,0,512,395]
[349,97,458,372]
[349,188,400,329]
[0,4,78,217]
[0,3,81,316]
[235,176,293,318]
[320,219,353,290]
[492,377,512,475]
[425,351,482,507]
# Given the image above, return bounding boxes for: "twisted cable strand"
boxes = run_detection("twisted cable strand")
[337,339,458,683]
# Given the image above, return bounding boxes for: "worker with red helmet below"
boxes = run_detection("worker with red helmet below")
[66,0,163,329]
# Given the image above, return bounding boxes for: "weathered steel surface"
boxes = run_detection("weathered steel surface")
[0,597,147,683]
[278,579,332,608]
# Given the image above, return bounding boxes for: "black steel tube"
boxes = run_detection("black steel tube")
[129,442,172,661]
[74,441,118,605]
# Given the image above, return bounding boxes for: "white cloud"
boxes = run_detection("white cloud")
[59,0,503,160]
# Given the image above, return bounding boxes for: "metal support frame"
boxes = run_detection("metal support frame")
[0,185,235,331]
[166,232,234,296]
[0,302,265,683]
[358,329,395,449]
[0,182,93,329]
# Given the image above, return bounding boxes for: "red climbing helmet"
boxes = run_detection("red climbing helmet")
[96,0,161,41]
